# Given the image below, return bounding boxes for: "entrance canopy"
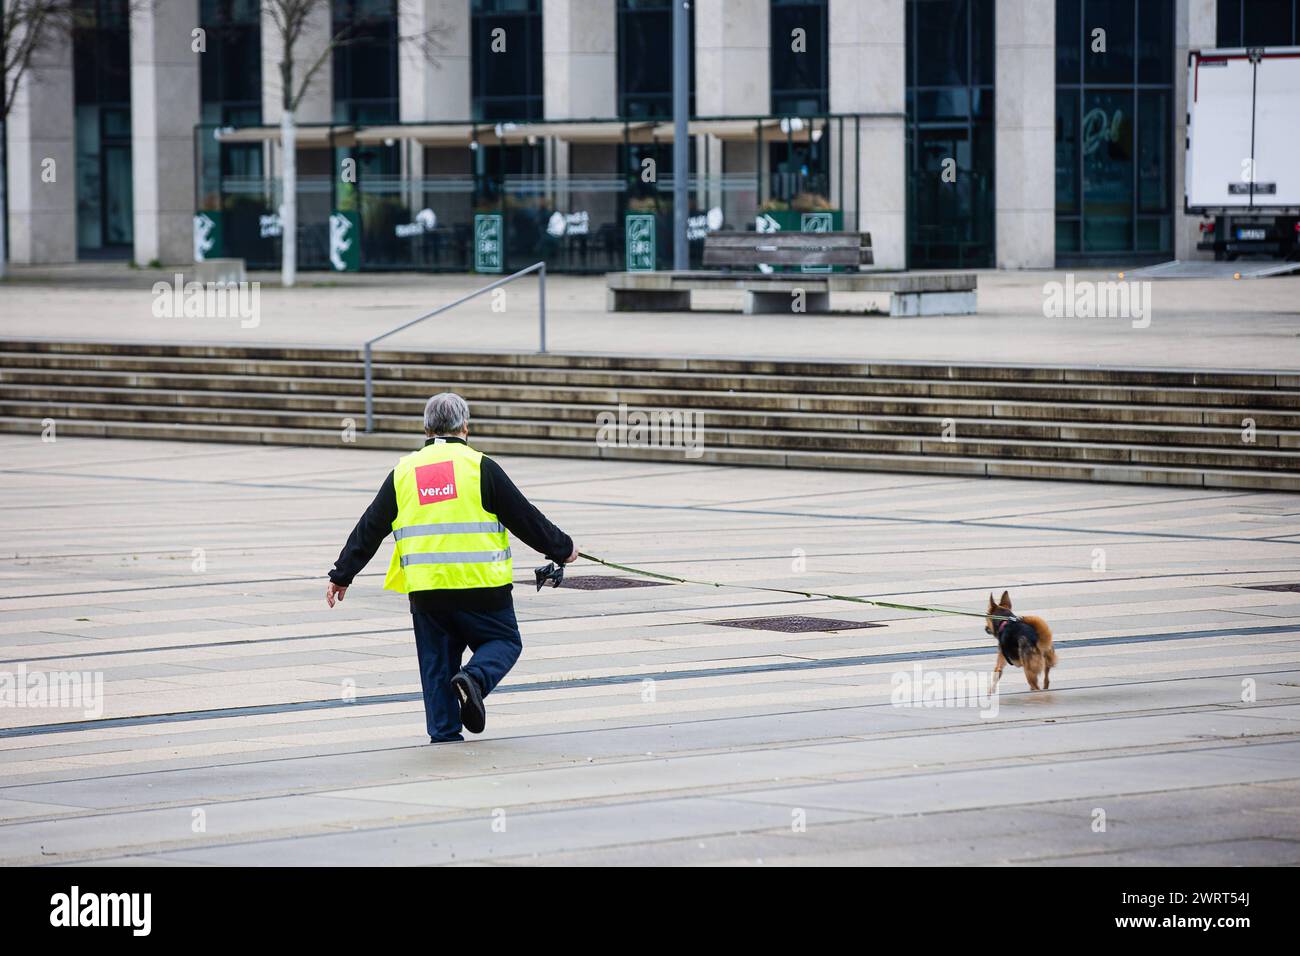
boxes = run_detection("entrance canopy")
[213,115,840,151]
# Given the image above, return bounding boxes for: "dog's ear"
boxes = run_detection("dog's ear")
[988,593,996,610]
[999,590,1011,609]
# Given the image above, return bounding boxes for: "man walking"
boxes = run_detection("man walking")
[326,393,577,742]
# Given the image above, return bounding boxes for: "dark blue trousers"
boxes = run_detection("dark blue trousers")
[410,602,522,741]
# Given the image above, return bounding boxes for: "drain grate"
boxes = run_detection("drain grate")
[1243,583,1300,592]
[559,575,671,591]
[710,615,884,633]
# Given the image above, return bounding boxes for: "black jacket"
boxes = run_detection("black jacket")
[329,437,573,611]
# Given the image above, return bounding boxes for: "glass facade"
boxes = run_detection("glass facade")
[472,0,544,120]
[771,0,829,114]
[618,0,694,118]
[905,0,995,268]
[1218,0,1300,45]
[1055,0,1175,260]
[73,0,133,256]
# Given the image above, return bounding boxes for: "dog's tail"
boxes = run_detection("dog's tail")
[1022,614,1057,667]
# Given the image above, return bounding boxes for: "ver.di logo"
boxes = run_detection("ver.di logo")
[415,462,457,505]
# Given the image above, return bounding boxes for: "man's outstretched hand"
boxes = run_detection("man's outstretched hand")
[326,581,348,608]
[564,544,579,564]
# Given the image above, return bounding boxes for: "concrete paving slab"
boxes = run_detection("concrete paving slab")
[2,436,1299,864]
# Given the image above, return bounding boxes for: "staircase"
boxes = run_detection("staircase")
[1,339,1297,491]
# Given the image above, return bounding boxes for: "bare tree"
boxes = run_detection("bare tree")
[0,0,77,281]
[263,1,446,288]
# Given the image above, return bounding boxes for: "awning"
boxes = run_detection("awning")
[354,123,494,146]
[214,125,356,147]
[650,118,825,141]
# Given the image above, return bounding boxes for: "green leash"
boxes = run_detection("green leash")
[532,551,1016,623]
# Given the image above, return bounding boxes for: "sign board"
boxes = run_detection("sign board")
[800,211,834,273]
[625,215,656,272]
[474,214,504,273]
[329,211,360,272]
[193,211,222,262]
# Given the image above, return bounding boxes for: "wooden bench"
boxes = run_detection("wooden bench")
[607,231,977,316]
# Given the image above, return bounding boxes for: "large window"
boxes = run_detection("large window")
[472,0,544,120]
[73,0,133,255]
[905,0,995,268]
[333,0,400,126]
[771,0,828,114]
[1218,0,1299,45]
[1056,0,1174,260]
[618,0,694,119]
[200,0,262,185]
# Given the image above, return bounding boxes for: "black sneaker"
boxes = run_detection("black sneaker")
[451,670,486,734]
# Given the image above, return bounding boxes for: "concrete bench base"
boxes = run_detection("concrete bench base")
[607,271,978,316]
[191,258,247,285]
[744,290,830,314]
[606,288,692,312]
[890,290,978,317]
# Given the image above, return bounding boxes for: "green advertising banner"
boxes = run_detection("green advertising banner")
[753,209,844,273]
[474,214,504,273]
[800,211,835,273]
[625,215,656,272]
[193,211,223,262]
[329,211,360,272]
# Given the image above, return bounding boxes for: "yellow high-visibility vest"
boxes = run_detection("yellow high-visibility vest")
[383,441,512,593]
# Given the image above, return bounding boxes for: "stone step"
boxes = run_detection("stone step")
[2,338,1292,389]
[1,388,1293,448]
[4,398,1296,472]
[3,367,1298,428]
[3,415,1296,491]
[3,339,1294,492]
[3,349,1297,408]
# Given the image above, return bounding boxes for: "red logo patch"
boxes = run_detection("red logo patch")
[415,461,458,505]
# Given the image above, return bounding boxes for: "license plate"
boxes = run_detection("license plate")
[1236,228,1267,241]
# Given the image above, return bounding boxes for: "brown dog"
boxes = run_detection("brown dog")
[985,591,1057,691]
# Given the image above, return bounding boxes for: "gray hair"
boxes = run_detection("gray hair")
[424,392,470,435]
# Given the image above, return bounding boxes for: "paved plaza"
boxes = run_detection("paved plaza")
[1,434,1298,865]
[3,265,1300,370]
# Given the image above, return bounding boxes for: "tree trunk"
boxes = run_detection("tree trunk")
[0,119,8,281]
[280,109,297,288]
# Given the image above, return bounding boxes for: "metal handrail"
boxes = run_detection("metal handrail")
[363,262,547,433]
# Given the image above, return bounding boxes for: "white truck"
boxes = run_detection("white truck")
[1185,46,1300,260]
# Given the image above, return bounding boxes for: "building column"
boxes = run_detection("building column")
[695,0,770,116]
[401,0,471,122]
[261,2,333,125]
[400,0,471,211]
[130,0,201,265]
[544,0,617,118]
[829,0,905,270]
[543,1,617,213]
[4,20,76,263]
[1175,0,1217,260]
[995,0,1054,269]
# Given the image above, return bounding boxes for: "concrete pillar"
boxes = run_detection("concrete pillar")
[130,0,201,265]
[401,0,471,122]
[829,0,905,270]
[400,0,471,212]
[544,0,617,118]
[543,1,617,217]
[1175,0,1217,260]
[995,0,1054,269]
[695,0,770,116]
[4,21,76,263]
[261,1,333,125]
